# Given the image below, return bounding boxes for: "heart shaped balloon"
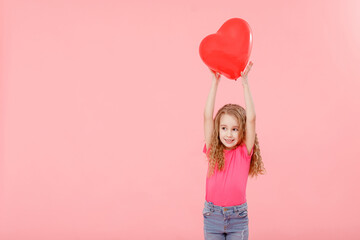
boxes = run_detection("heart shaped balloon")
[199,18,253,80]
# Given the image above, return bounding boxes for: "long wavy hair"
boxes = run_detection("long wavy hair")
[206,104,266,178]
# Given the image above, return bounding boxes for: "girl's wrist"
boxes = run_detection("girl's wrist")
[241,77,249,86]
[212,77,220,84]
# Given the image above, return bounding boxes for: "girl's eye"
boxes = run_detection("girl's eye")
[222,127,226,130]
[233,129,238,131]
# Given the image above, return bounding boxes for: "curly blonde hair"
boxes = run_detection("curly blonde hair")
[206,104,266,178]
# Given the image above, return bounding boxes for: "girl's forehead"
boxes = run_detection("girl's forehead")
[220,114,239,125]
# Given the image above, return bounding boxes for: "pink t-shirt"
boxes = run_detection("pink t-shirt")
[203,143,254,207]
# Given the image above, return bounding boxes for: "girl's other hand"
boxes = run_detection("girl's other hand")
[209,68,221,81]
[240,61,253,85]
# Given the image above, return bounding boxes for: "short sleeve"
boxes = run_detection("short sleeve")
[242,143,254,159]
[203,143,211,157]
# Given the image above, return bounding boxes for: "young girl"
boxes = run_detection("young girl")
[202,61,265,240]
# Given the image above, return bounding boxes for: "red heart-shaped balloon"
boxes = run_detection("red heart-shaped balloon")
[199,18,253,80]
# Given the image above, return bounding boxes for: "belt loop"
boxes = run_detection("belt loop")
[209,201,215,212]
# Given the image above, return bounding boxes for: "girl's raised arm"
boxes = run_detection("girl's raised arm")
[240,61,256,155]
[204,70,221,150]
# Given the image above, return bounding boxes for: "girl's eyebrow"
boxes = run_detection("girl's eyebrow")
[220,124,239,128]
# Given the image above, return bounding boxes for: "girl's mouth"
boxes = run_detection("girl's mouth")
[225,139,234,144]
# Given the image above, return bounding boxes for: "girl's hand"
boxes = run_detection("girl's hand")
[209,68,221,81]
[240,61,253,85]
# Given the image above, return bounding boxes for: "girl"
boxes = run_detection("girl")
[203,61,265,240]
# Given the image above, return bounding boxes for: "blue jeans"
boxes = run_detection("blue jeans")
[203,200,249,240]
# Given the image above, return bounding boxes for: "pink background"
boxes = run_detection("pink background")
[1,0,360,239]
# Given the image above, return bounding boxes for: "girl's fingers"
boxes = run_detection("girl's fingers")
[243,62,253,77]
[245,62,253,75]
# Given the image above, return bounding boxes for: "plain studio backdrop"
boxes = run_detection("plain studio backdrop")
[1,0,360,239]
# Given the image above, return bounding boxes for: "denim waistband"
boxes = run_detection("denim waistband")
[204,200,247,213]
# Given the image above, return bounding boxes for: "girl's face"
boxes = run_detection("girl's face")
[219,113,241,150]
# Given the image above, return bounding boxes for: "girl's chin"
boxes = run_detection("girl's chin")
[222,142,237,149]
